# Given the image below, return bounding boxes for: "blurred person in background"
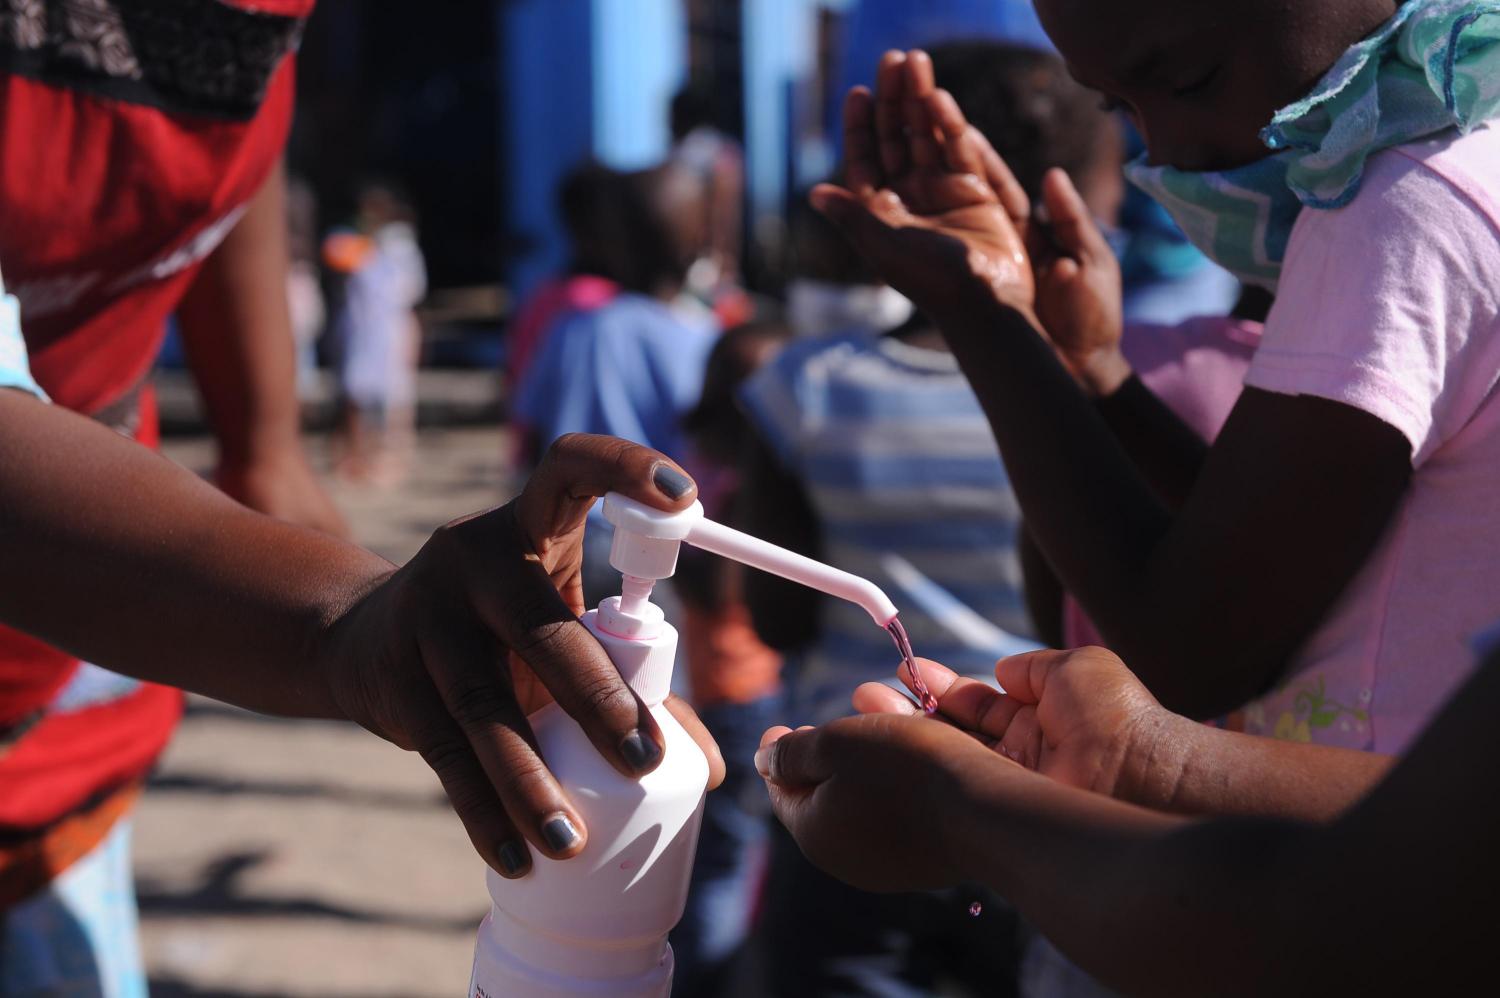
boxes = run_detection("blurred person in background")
[669,83,752,329]
[784,192,914,339]
[286,174,326,403]
[669,320,791,997]
[504,163,626,466]
[738,41,1121,997]
[515,162,719,607]
[330,180,427,486]
[0,1,345,992]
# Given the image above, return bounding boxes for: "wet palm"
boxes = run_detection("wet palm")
[811,50,1037,318]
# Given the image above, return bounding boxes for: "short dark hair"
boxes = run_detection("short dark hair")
[555,162,689,295]
[927,41,1113,204]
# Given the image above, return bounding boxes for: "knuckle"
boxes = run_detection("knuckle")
[493,758,555,806]
[417,734,474,781]
[442,677,516,732]
[507,609,573,658]
[564,667,637,721]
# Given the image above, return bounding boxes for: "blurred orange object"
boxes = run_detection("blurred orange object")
[322,230,374,274]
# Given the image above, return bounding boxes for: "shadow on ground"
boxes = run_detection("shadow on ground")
[136,852,484,934]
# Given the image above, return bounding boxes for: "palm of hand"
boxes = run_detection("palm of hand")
[1036,265,1120,368]
[992,650,1158,797]
[857,649,1158,800]
[814,50,1041,318]
[868,170,1035,309]
[1033,241,1125,382]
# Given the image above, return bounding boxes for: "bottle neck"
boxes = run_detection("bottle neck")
[583,610,676,706]
[616,575,657,622]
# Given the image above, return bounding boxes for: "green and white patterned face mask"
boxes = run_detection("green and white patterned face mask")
[1125,0,1500,292]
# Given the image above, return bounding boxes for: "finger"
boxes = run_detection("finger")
[903,82,942,169]
[409,697,534,878]
[875,51,909,177]
[901,51,941,168]
[810,184,910,251]
[843,87,881,197]
[896,657,963,700]
[998,705,1045,770]
[904,50,937,97]
[1049,256,1083,287]
[928,88,988,180]
[994,649,1071,705]
[419,623,588,861]
[521,433,696,539]
[898,658,1023,740]
[936,680,1027,743]
[754,725,830,787]
[852,682,919,716]
[760,725,795,751]
[487,555,666,781]
[665,693,727,790]
[1041,168,1112,263]
[978,140,1032,227]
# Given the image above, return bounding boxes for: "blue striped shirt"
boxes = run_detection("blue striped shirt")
[741,332,1037,723]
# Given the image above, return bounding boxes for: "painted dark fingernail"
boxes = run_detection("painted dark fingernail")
[653,464,694,500]
[542,814,581,853]
[497,840,530,878]
[621,729,663,773]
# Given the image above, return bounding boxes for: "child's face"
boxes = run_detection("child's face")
[1034,0,1399,171]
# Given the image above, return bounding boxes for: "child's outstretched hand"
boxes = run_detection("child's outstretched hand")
[1031,170,1132,398]
[810,50,1037,322]
[756,711,1033,892]
[755,648,1170,892]
[853,650,1165,799]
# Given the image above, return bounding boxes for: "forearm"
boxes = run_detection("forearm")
[0,392,387,716]
[1119,708,1394,821]
[939,301,1190,675]
[959,765,1315,997]
[940,299,1394,718]
[1017,526,1064,648]
[963,651,1500,996]
[176,160,303,466]
[1094,374,1210,510]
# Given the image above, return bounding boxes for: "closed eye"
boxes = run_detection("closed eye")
[1172,65,1222,99]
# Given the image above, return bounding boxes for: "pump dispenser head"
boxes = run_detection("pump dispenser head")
[600,493,900,628]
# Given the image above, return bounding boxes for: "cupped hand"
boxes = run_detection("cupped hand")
[853,649,1164,798]
[810,50,1037,321]
[755,712,1034,893]
[320,434,725,878]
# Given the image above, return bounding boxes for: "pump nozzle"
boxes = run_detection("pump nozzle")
[600,493,899,627]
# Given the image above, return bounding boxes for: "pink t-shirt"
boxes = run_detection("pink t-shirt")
[1238,125,1500,754]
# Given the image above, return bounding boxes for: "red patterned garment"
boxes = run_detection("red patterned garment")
[0,0,314,843]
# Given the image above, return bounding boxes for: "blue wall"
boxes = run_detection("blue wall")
[498,0,686,303]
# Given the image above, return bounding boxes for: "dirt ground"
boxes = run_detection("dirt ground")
[140,426,516,997]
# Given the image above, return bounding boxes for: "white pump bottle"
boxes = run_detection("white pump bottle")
[469,493,901,998]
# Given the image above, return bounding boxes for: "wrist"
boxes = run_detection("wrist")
[309,560,400,724]
[1076,348,1134,399]
[937,288,1042,344]
[1113,705,1200,812]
